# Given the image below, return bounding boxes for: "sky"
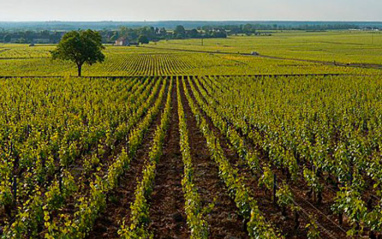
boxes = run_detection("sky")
[0,0,381,22]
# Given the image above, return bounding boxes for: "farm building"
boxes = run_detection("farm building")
[114,37,130,46]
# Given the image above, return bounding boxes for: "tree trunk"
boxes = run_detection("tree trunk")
[273,174,277,205]
[77,64,82,77]
[294,211,300,231]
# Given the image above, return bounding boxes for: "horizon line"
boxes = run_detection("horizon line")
[1,20,382,23]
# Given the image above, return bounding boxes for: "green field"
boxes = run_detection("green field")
[1,31,382,76]
[1,31,382,239]
[150,31,382,64]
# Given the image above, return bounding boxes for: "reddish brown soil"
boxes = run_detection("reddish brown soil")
[147,79,189,238]
[86,81,169,239]
[180,78,249,239]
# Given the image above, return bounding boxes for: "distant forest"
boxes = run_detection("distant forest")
[0,21,381,44]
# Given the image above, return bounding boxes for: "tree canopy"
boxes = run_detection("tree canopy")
[138,35,149,44]
[174,25,186,38]
[51,30,105,77]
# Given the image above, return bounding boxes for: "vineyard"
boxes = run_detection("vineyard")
[148,31,382,65]
[0,73,381,239]
[0,43,377,77]
[1,31,382,239]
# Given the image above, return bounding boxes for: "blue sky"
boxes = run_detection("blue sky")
[0,0,381,21]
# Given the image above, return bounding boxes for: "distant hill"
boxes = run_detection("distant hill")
[0,21,382,31]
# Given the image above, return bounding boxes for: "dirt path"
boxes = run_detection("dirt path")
[180,78,249,239]
[147,79,189,238]
[87,81,168,239]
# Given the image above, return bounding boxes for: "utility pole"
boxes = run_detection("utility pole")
[201,37,204,46]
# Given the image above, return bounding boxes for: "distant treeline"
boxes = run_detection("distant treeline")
[0,22,381,44]
[1,21,382,31]
[0,30,64,44]
[0,25,228,44]
[201,23,380,32]
[115,25,227,43]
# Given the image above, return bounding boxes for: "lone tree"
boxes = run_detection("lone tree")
[138,35,149,44]
[51,30,105,77]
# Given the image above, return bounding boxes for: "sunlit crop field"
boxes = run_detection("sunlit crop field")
[1,31,382,239]
[1,32,381,77]
[149,31,382,64]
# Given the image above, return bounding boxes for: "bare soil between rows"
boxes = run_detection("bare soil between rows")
[186,77,310,238]
[147,78,189,238]
[180,77,249,238]
[193,76,351,238]
[87,80,168,239]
